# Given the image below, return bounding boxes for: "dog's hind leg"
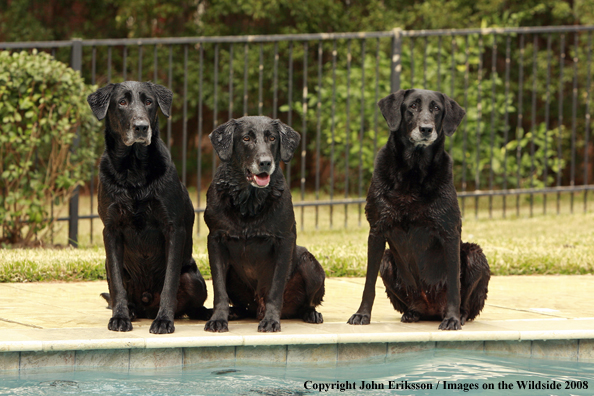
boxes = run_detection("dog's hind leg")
[459,242,490,324]
[177,260,211,320]
[285,246,325,324]
[379,249,419,322]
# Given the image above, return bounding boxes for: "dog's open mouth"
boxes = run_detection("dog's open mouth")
[246,169,270,187]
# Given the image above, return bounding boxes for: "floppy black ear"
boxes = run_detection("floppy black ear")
[147,82,173,118]
[274,120,301,163]
[209,119,236,162]
[377,89,411,131]
[442,94,466,137]
[87,84,115,120]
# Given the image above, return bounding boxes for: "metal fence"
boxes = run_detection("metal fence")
[2,25,594,247]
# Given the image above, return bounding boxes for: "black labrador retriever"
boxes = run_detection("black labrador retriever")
[88,81,208,334]
[348,89,490,330]
[204,116,325,333]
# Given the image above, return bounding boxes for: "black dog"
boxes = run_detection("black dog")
[204,116,325,333]
[348,89,490,330]
[88,81,208,334]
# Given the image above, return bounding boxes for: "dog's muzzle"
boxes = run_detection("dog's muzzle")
[246,159,275,188]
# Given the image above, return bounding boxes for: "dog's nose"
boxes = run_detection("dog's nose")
[134,121,149,135]
[420,126,433,136]
[259,158,272,169]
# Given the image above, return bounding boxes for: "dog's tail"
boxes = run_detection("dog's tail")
[100,292,112,309]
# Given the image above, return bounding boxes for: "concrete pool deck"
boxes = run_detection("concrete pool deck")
[1,275,594,370]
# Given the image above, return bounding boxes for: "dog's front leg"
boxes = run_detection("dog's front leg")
[438,237,462,330]
[150,226,185,334]
[104,227,132,332]
[348,232,386,325]
[204,234,230,332]
[258,236,295,332]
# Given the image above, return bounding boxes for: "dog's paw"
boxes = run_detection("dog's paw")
[204,319,229,333]
[303,310,323,324]
[257,318,281,332]
[401,310,421,323]
[347,313,370,325]
[108,316,133,332]
[438,316,462,331]
[149,318,175,334]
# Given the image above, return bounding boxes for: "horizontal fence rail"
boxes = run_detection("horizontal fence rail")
[2,25,594,247]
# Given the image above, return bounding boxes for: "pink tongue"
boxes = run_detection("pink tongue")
[255,173,270,186]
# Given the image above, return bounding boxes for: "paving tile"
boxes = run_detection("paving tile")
[76,349,130,369]
[387,341,435,360]
[485,340,532,357]
[0,352,19,371]
[436,341,485,351]
[20,351,75,370]
[183,346,236,367]
[532,340,579,360]
[129,348,183,369]
[578,339,594,361]
[235,345,287,365]
[287,344,337,365]
[337,343,386,363]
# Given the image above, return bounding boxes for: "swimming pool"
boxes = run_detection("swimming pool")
[1,349,592,395]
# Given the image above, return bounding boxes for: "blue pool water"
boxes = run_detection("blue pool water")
[1,350,593,395]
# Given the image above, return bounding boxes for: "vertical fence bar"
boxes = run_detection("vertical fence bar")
[68,39,82,247]
[488,34,497,218]
[90,45,97,245]
[529,35,538,217]
[374,38,380,156]
[123,46,127,80]
[584,32,592,213]
[474,35,483,219]
[167,45,173,151]
[197,45,204,236]
[516,34,525,217]
[243,43,248,116]
[358,39,366,227]
[330,40,337,228]
[315,41,322,229]
[273,42,279,119]
[345,39,352,228]
[570,32,579,214]
[544,34,552,214]
[437,36,442,92]
[503,34,511,218]
[213,43,219,173]
[138,45,143,80]
[259,43,264,116]
[423,37,428,89]
[153,44,158,83]
[410,38,415,88]
[391,28,401,92]
[461,35,469,217]
[287,42,293,183]
[300,42,308,230]
[228,44,234,119]
[107,46,112,82]
[182,44,188,186]
[557,34,565,215]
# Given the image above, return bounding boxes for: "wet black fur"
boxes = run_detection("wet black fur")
[204,116,325,333]
[88,81,208,334]
[348,89,490,330]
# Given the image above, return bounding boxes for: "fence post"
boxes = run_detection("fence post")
[391,28,402,92]
[68,38,83,248]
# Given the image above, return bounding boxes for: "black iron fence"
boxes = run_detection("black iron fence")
[2,25,594,247]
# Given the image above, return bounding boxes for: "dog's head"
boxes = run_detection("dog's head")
[87,81,172,147]
[378,89,465,148]
[209,116,300,189]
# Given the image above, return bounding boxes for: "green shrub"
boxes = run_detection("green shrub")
[0,50,101,246]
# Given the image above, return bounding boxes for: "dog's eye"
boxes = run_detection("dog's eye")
[243,136,250,142]
[269,136,276,142]
[119,99,127,106]
[410,103,417,110]
[433,105,440,112]
[145,99,152,106]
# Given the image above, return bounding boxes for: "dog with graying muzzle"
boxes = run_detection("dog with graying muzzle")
[348,89,490,331]
[88,81,209,334]
[204,116,325,333]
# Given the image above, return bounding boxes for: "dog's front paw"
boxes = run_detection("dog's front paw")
[347,313,370,325]
[108,316,133,332]
[438,316,462,330]
[303,309,323,324]
[258,318,281,332]
[401,310,421,323]
[204,319,228,332]
[150,318,175,334]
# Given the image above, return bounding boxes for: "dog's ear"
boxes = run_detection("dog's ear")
[209,119,236,162]
[147,82,173,118]
[87,84,116,120]
[377,89,410,131]
[441,94,466,137]
[274,120,301,163]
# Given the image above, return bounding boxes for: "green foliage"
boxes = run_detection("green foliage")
[0,50,102,246]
